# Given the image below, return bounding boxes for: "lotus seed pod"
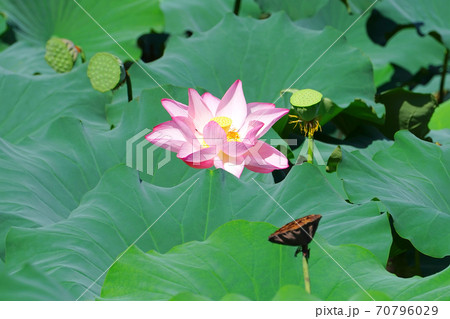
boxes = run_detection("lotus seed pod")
[87,52,126,93]
[45,37,79,73]
[290,89,323,122]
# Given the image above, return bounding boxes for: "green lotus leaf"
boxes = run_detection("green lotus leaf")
[427,129,450,145]
[100,221,450,300]
[169,292,212,301]
[376,0,450,49]
[414,75,450,96]
[296,1,447,88]
[374,64,394,88]
[296,1,447,90]
[338,130,450,257]
[292,139,393,200]
[0,42,54,74]
[0,118,118,257]
[294,1,383,80]
[131,13,376,112]
[292,138,393,170]
[376,88,436,139]
[0,263,72,300]
[255,0,329,20]
[0,81,274,257]
[161,0,260,34]
[378,29,446,75]
[101,221,303,301]
[429,99,450,130]
[345,0,378,14]
[169,291,255,301]
[0,0,164,60]
[0,86,207,257]
[0,64,109,144]
[352,29,445,81]
[5,161,390,299]
[271,285,321,301]
[0,41,7,52]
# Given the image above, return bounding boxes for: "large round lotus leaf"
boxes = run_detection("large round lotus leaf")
[378,29,446,75]
[87,52,124,92]
[0,63,109,144]
[376,88,437,139]
[376,0,450,49]
[132,13,377,111]
[0,0,164,60]
[161,0,260,34]
[427,129,450,145]
[295,1,446,82]
[44,37,75,73]
[414,75,450,95]
[0,82,271,258]
[0,118,118,257]
[0,86,200,258]
[338,130,450,258]
[429,99,450,130]
[100,221,450,301]
[5,161,391,299]
[255,0,329,20]
[0,264,73,300]
[0,42,54,74]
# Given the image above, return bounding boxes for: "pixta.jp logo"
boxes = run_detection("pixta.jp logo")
[126,129,171,176]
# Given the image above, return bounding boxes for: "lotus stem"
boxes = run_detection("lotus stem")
[302,250,311,294]
[80,50,86,63]
[307,133,314,164]
[438,48,448,104]
[233,0,241,15]
[280,88,298,95]
[126,72,133,102]
[414,249,422,276]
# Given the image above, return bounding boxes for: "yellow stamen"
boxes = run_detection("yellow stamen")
[226,130,240,141]
[211,116,232,132]
[210,116,241,142]
[289,114,321,137]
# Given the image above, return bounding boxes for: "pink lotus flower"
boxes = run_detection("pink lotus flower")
[145,80,289,178]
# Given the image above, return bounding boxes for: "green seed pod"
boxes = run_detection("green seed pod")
[87,52,126,93]
[290,89,323,122]
[45,37,79,73]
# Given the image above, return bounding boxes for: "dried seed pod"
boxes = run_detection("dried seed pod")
[268,214,322,247]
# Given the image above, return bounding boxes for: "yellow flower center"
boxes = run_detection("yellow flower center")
[226,131,240,142]
[211,116,232,132]
[211,116,241,142]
